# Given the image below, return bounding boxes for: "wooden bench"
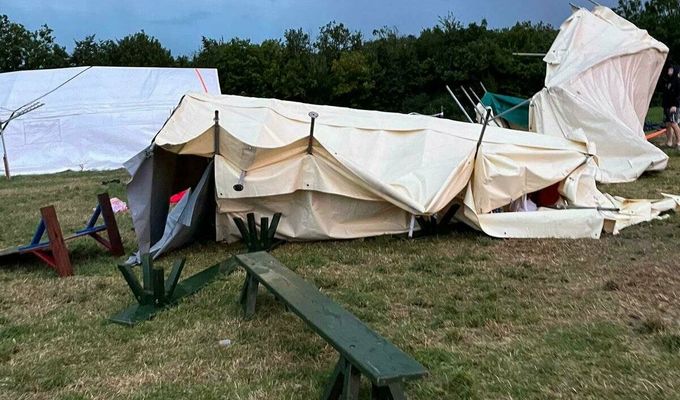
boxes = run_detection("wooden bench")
[235,251,428,400]
[0,193,124,277]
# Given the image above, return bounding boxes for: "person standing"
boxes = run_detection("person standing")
[662,64,680,148]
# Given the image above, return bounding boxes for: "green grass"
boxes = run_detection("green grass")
[647,106,663,125]
[1,155,680,399]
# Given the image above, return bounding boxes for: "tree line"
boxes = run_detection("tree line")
[0,0,677,117]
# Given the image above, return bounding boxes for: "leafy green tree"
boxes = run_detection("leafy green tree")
[71,35,117,66]
[111,31,174,67]
[0,15,68,71]
[26,24,69,69]
[0,14,32,71]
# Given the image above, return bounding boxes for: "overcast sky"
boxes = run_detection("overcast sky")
[2,0,619,56]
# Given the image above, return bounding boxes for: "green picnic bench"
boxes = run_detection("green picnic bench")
[235,251,428,400]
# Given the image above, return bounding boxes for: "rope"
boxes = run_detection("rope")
[194,68,209,93]
[17,66,93,110]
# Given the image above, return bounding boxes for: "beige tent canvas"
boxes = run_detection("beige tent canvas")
[124,93,679,259]
[530,6,669,183]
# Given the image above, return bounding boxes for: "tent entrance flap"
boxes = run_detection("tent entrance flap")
[126,147,215,263]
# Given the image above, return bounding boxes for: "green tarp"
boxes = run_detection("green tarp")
[480,92,529,130]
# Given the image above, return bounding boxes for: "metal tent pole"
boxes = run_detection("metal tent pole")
[445,85,473,123]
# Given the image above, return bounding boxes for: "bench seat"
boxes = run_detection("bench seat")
[235,251,428,399]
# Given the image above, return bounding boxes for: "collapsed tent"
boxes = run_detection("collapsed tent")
[529,6,669,183]
[0,66,221,176]
[125,93,679,258]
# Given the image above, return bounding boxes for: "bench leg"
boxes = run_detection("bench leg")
[371,383,406,400]
[40,206,73,277]
[321,356,361,400]
[97,192,125,256]
[240,272,259,319]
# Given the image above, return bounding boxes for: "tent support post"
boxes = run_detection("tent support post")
[307,111,318,155]
[469,87,483,104]
[0,102,44,180]
[475,108,493,158]
[445,85,474,123]
[408,214,416,238]
[460,86,484,122]
[213,110,220,156]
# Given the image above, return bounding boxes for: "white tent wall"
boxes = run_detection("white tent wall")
[0,66,221,175]
[529,6,669,183]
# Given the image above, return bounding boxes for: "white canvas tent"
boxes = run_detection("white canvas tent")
[125,93,679,259]
[0,66,221,176]
[530,6,669,183]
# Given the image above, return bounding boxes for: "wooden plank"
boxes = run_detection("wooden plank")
[235,252,428,386]
[97,192,124,256]
[40,206,73,277]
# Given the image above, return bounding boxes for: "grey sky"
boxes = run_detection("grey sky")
[1,0,619,56]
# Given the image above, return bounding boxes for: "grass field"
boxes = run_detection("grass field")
[1,150,680,400]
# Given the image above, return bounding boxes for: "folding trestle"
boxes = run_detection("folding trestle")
[232,212,283,252]
[111,254,238,325]
[72,192,124,256]
[17,205,73,277]
[117,254,185,307]
[321,356,407,400]
[1,192,125,278]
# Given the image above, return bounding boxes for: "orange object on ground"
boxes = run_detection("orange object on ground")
[645,129,667,140]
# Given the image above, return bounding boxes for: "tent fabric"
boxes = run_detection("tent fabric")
[480,92,529,129]
[529,6,669,183]
[125,160,214,265]
[123,92,679,248]
[0,66,221,175]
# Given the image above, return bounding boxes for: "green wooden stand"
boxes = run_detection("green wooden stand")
[233,212,283,252]
[110,254,237,326]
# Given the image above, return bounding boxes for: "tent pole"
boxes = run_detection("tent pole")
[461,86,484,122]
[1,132,9,180]
[0,103,45,180]
[470,88,502,128]
[469,87,483,104]
[475,108,493,159]
[307,111,319,155]
[408,214,416,238]
[479,82,488,94]
[445,85,474,123]
[0,112,15,180]
[213,110,220,156]
[512,52,547,57]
